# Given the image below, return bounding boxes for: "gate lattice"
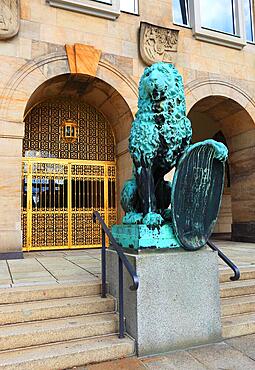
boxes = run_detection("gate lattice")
[22,158,116,251]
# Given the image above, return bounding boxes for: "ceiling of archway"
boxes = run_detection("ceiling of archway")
[190,96,243,120]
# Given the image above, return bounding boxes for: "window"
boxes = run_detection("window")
[173,0,189,26]
[200,0,235,35]
[120,0,139,14]
[244,0,254,42]
[173,0,255,48]
[46,0,120,20]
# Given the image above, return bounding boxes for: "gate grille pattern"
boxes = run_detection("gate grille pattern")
[23,98,115,161]
[22,98,116,251]
[22,159,116,251]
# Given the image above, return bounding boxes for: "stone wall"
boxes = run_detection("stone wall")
[0,0,255,253]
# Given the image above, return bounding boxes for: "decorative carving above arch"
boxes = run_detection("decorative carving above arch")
[0,0,20,40]
[139,22,179,66]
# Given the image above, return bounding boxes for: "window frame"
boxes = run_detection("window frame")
[120,0,139,15]
[46,0,121,20]
[173,0,255,49]
[190,0,246,49]
[244,0,255,43]
[91,0,112,4]
[172,0,190,27]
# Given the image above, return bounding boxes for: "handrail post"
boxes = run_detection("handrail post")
[93,210,139,339]
[118,256,124,339]
[101,229,107,298]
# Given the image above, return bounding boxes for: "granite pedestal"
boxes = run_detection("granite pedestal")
[106,247,222,356]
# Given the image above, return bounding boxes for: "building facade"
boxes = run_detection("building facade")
[0,0,255,257]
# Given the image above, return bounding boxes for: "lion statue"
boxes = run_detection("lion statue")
[121,62,227,227]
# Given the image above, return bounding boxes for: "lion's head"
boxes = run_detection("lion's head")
[138,63,184,103]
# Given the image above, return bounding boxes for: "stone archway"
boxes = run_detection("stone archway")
[187,91,255,243]
[24,72,134,224]
[0,48,138,255]
[0,50,138,122]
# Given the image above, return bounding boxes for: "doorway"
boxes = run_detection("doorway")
[22,97,116,251]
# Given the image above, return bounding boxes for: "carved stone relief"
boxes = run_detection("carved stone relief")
[139,22,179,66]
[0,0,20,40]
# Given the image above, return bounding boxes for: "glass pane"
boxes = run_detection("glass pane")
[244,0,254,41]
[173,0,189,25]
[120,0,138,14]
[200,0,235,34]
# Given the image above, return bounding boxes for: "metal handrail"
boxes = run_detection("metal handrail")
[207,240,240,281]
[92,211,139,338]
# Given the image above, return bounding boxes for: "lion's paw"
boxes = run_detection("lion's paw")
[123,212,143,225]
[142,212,164,227]
[187,139,228,162]
[211,141,228,162]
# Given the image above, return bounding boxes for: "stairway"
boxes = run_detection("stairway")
[0,281,135,369]
[220,266,255,338]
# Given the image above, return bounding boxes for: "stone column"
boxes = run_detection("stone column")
[0,120,24,259]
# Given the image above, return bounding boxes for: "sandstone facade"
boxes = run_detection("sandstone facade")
[0,0,255,255]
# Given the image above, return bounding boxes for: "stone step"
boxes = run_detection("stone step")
[0,281,101,304]
[0,313,118,351]
[220,279,255,298]
[0,295,115,325]
[222,312,255,338]
[0,334,135,370]
[221,294,255,316]
[220,267,255,283]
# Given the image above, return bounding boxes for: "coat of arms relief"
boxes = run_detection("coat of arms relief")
[139,22,179,66]
[0,0,20,40]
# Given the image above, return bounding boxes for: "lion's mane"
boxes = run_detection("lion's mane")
[129,63,192,173]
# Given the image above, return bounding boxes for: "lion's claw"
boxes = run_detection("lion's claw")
[143,212,164,227]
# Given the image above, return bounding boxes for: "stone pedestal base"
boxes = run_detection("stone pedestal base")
[106,248,222,356]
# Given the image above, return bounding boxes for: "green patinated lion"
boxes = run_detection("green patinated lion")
[121,62,227,227]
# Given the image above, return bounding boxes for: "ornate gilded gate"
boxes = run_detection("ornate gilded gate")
[22,98,116,251]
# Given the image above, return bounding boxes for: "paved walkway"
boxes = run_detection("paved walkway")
[0,240,254,287]
[81,334,255,369]
[214,239,255,269]
[0,249,101,287]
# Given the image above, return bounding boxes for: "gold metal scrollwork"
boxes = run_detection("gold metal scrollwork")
[22,97,116,251]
